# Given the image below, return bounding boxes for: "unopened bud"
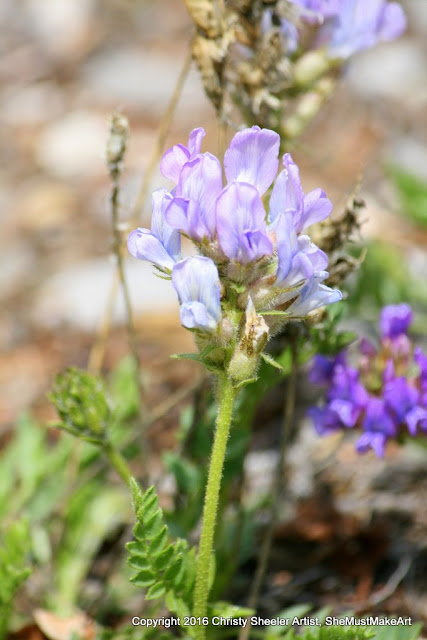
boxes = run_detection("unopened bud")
[228,297,269,383]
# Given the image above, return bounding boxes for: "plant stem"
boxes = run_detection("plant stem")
[193,374,236,638]
[103,441,133,488]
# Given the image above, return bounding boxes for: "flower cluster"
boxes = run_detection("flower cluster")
[309,304,427,457]
[128,126,341,382]
[286,0,407,58]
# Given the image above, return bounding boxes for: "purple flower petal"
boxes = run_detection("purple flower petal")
[380,303,413,339]
[300,189,333,232]
[151,189,181,261]
[172,256,221,332]
[406,406,427,436]
[329,398,360,427]
[127,229,176,270]
[160,127,206,183]
[160,144,190,183]
[356,431,388,458]
[327,0,407,59]
[309,406,342,435]
[175,153,222,240]
[363,397,397,437]
[286,272,342,317]
[216,181,273,263]
[275,213,299,282]
[187,127,206,155]
[378,2,407,41]
[384,377,419,422]
[224,126,280,195]
[269,154,304,227]
[309,353,345,385]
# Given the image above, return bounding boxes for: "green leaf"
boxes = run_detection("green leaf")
[154,544,175,571]
[144,511,164,538]
[148,526,168,555]
[125,541,146,557]
[131,569,156,587]
[261,352,286,372]
[368,623,422,640]
[234,377,258,389]
[145,582,167,600]
[163,556,184,582]
[130,477,143,513]
[170,353,202,362]
[128,556,151,571]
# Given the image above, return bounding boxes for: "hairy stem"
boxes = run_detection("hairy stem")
[103,441,133,488]
[193,374,237,638]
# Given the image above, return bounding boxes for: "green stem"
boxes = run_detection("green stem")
[193,374,237,638]
[103,441,133,488]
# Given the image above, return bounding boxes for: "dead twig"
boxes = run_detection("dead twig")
[239,341,298,640]
[131,48,193,227]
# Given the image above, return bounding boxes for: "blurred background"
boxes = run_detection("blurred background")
[1,0,427,634]
[1,0,427,428]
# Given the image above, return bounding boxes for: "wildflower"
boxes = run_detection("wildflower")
[322,0,407,59]
[172,256,221,332]
[128,189,180,271]
[129,126,341,381]
[309,304,427,456]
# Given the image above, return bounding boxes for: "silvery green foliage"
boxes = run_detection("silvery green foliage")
[126,481,196,620]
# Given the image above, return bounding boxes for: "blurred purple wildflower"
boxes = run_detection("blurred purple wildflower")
[323,0,407,59]
[309,304,427,457]
[127,189,180,270]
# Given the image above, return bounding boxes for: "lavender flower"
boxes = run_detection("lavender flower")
[127,189,180,270]
[129,126,341,381]
[160,127,205,183]
[278,0,406,61]
[172,257,221,332]
[309,304,427,457]
[380,303,412,339]
[323,0,407,59]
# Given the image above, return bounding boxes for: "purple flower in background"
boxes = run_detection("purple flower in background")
[356,397,396,457]
[380,303,413,339]
[127,189,180,270]
[292,0,340,22]
[325,0,407,59]
[308,303,427,457]
[172,256,221,332]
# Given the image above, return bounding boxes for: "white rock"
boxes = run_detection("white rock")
[347,41,427,104]
[2,84,64,126]
[35,111,108,179]
[82,49,207,120]
[24,0,94,58]
[386,136,427,182]
[244,450,279,498]
[32,257,177,331]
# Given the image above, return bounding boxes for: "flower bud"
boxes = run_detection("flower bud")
[48,368,111,444]
[228,297,269,383]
